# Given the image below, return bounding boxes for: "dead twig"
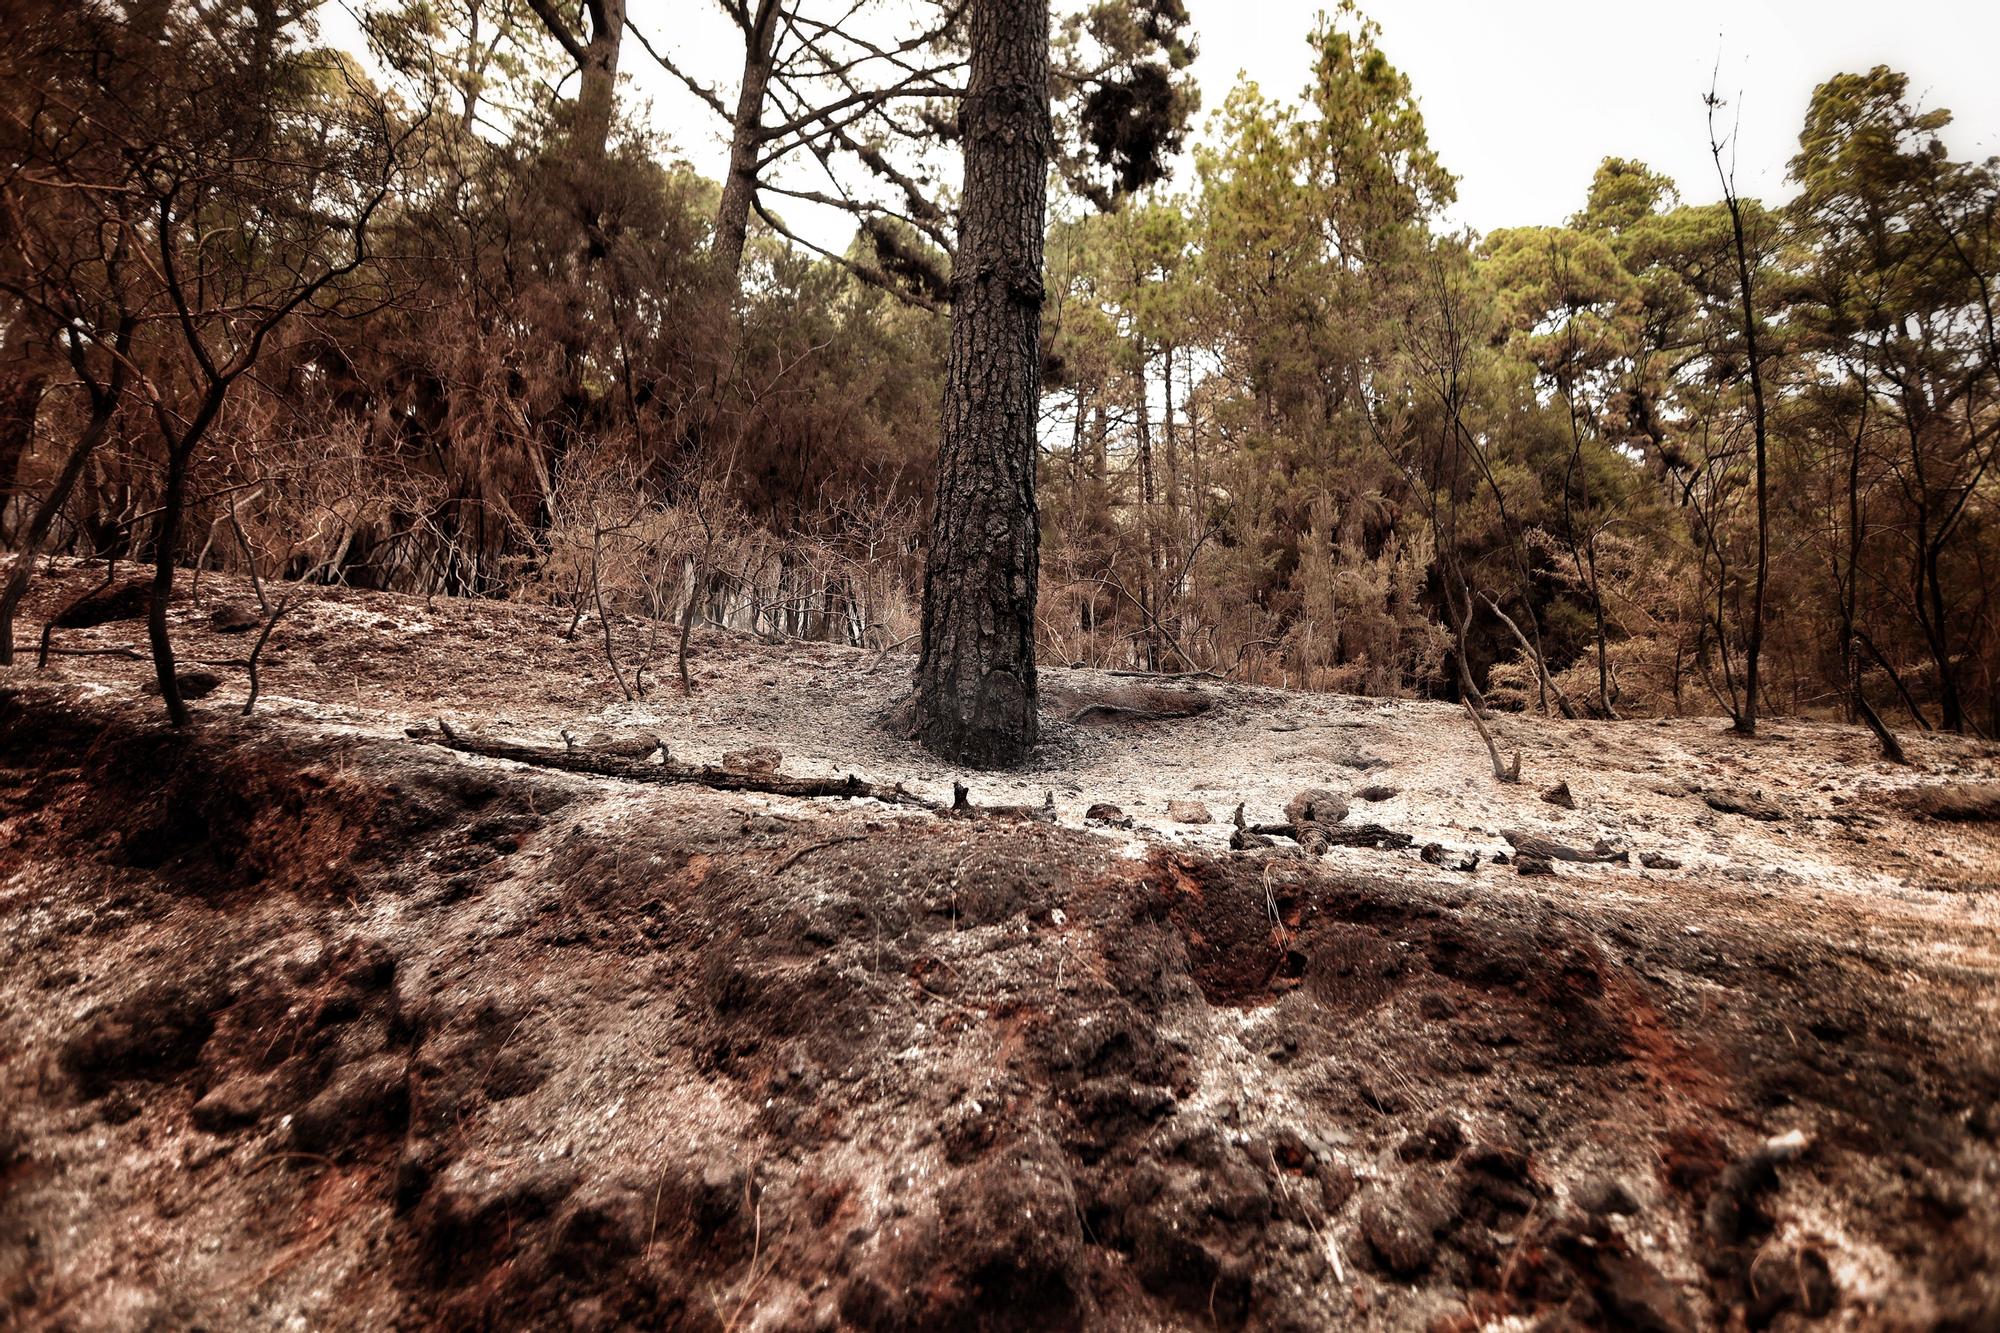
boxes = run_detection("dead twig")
[768,834,869,876]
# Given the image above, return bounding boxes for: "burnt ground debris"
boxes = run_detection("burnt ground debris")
[0,563,1997,1330]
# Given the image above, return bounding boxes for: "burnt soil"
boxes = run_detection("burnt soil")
[1,562,1997,1331]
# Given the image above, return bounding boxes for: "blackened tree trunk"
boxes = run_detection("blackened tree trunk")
[1711,92,1769,736]
[0,343,47,542]
[911,0,1050,767]
[1727,197,1769,736]
[1134,352,1160,671]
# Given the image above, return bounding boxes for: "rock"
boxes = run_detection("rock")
[1901,783,2000,822]
[693,1162,750,1233]
[592,732,664,760]
[1396,1112,1465,1162]
[1417,992,1456,1020]
[1702,1133,1806,1249]
[742,813,790,835]
[61,977,224,1094]
[419,1156,582,1271]
[940,1094,1003,1164]
[191,1073,273,1132]
[1354,784,1399,802]
[1357,1193,1438,1277]
[1515,854,1555,876]
[180,671,226,699]
[1541,781,1576,810]
[291,1054,409,1155]
[1639,852,1681,870]
[394,1138,442,1210]
[1590,1243,1696,1332]
[1576,1176,1640,1216]
[1704,789,1786,821]
[140,670,225,700]
[1259,1125,1335,1174]
[1166,800,1212,825]
[1085,802,1133,828]
[1284,788,1348,827]
[51,578,150,629]
[208,602,263,633]
[1463,1123,1532,1183]
[1420,842,1447,865]
[720,746,782,776]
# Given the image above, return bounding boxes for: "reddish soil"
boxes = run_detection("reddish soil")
[1,561,1997,1331]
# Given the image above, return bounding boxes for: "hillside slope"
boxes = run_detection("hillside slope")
[1,563,1997,1331]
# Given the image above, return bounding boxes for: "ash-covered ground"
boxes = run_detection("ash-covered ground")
[2,562,1997,1331]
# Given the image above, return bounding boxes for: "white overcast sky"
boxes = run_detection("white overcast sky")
[341,1,2000,240]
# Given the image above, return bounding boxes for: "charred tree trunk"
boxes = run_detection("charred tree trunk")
[147,381,229,729]
[1135,352,1160,671]
[1,320,131,666]
[0,383,120,664]
[1924,536,1965,733]
[911,0,1049,767]
[1719,128,1770,736]
[1835,362,1906,763]
[0,362,47,542]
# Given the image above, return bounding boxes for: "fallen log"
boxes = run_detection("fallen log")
[1245,819,1414,851]
[1501,829,1629,864]
[428,727,942,811]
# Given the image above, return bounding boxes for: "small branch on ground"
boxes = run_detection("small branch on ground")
[1069,704,1187,724]
[768,835,870,876]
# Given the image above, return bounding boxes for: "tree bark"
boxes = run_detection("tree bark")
[1135,351,1160,670]
[911,0,1049,767]
[712,0,780,280]
[525,0,623,160]
[0,360,47,542]
[1722,163,1769,736]
[573,0,624,161]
